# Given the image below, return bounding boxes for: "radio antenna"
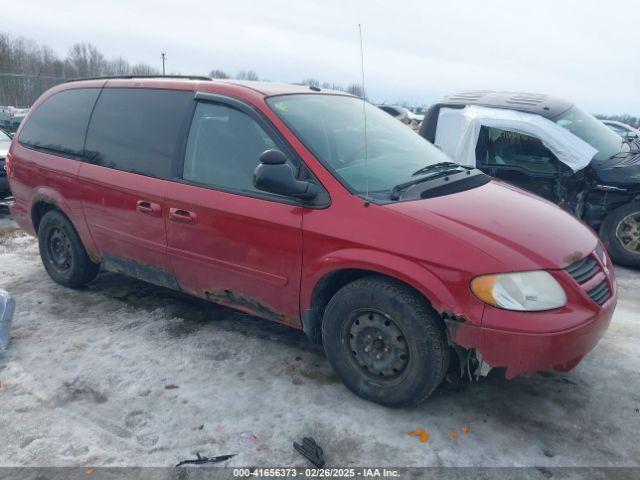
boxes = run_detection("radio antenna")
[358,24,369,204]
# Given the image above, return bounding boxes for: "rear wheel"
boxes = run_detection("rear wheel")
[322,276,449,407]
[37,210,99,288]
[600,202,640,268]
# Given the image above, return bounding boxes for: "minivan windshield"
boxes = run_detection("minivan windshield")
[554,106,623,161]
[267,94,455,197]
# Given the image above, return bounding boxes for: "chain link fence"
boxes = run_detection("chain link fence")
[0,72,66,107]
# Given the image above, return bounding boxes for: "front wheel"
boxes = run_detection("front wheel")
[322,276,449,407]
[600,202,640,268]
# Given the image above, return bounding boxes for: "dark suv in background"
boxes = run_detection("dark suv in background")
[421,91,640,267]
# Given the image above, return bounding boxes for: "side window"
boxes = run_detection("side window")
[182,102,285,194]
[19,88,100,158]
[84,88,192,179]
[477,127,560,174]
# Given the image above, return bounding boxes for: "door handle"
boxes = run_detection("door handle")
[169,208,197,224]
[136,200,162,217]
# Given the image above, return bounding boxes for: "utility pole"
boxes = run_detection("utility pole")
[161,52,167,75]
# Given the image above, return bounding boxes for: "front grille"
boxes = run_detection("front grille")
[588,281,611,306]
[565,256,599,284]
[615,153,640,167]
[565,251,612,306]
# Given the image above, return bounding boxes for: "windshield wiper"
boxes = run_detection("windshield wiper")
[411,161,466,177]
[390,168,464,200]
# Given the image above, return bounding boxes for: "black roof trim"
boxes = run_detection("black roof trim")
[63,75,213,84]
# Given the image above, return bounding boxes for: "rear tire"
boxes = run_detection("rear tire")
[322,276,449,407]
[37,210,99,288]
[600,202,640,268]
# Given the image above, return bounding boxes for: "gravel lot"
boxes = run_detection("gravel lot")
[0,210,639,468]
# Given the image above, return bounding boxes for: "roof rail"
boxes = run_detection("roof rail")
[63,75,213,83]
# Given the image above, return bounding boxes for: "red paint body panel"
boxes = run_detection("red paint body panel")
[7,78,618,380]
[77,163,173,274]
[164,183,303,326]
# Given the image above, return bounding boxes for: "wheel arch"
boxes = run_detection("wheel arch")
[301,249,469,343]
[29,187,99,262]
[31,199,61,233]
[29,188,74,233]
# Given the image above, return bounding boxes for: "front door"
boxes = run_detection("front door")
[475,126,571,203]
[165,98,304,326]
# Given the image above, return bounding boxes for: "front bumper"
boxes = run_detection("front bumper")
[449,253,617,379]
[450,298,615,378]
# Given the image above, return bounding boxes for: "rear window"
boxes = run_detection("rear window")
[84,88,192,179]
[19,88,100,158]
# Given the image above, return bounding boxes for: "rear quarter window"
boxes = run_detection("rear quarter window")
[84,88,192,179]
[19,88,100,158]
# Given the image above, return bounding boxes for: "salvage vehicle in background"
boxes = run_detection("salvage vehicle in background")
[0,106,28,134]
[420,91,640,267]
[378,104,422,130]
[7,78,616,406]
[601,119,639,140]
[0,128,13,199]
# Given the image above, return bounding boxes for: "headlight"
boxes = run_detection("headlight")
[471,271,567,311]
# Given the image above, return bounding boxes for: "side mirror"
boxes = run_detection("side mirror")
[627,131,638,139]
[253,149,319,200]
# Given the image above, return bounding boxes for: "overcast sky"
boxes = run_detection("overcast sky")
[4,0,639,114]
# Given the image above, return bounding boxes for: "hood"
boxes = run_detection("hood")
[591,150,640,186]
[385,179,598,271]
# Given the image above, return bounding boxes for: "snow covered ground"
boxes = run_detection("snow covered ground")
[0,212,639,468]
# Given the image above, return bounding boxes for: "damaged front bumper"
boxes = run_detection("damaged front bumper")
[447,292,616,379]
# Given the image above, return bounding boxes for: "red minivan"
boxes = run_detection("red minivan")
[7,77,617,406]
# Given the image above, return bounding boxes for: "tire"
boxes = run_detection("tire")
[37,210,100,288]
[600,202,640,268]
[322,276,450,407]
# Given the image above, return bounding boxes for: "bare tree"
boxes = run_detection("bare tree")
[105,57,131,75]
[321,81,344,91]
[236,70,259,81]
[345,83,365,98]
[595,114,640,128]
[65,43,106,78]
[40,46,65,76]
[0,33,66,105]
[0,33,174,104]
[301,78,320,88]
[130,63,160,75]
[209,69,229,79]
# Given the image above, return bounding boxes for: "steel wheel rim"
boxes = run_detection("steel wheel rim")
[47,227,73,272]
[616,212,640,254]
[346,308,409,380]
